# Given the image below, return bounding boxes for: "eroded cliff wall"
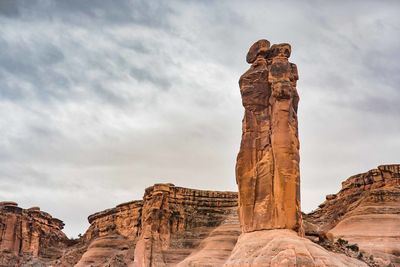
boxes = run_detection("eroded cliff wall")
[72,184,239,267]
[0,202,68,266]
[304,164,400,266]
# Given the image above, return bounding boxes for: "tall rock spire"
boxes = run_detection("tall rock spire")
[236,39,301,233]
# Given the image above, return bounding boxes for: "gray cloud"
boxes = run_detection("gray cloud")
[0,0,19,17]
[0,0,399,236]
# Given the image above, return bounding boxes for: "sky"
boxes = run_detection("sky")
[0,0,399,237]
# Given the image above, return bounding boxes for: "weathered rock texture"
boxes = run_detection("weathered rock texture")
[305,164,400,266]
[0,202,68,266]
[85,200,142,242]
[73,200,143,266]
[224,229,368,267]
[0,184,238,267]
[1,168,399,266]
[133,183,238,267]
[236,39,301,233]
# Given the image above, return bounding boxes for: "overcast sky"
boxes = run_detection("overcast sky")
[0,0,399,237]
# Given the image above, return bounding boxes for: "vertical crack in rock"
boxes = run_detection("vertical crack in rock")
[236,39,302,233]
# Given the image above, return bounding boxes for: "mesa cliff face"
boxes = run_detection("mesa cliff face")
[305,164,400,266]
[75,183,239,267]
[0,168,399,266]
[133,183,239,267]
[0,202,68,266]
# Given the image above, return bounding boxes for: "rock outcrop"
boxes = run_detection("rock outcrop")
[236,39,301,233]
[226,39,370,267]
[0,202,68,266]
[133,183,238,267]
[0,185,239,267]
[73,200,143,266]
[1,169,398,267]
[224,229,368,267]
[84,200,142,242]
[305,164,400,266]
[1,38,399,267]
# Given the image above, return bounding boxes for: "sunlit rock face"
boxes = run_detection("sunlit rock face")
[236,39,301,233]
[305,164,400,266]
[0,202,68,266]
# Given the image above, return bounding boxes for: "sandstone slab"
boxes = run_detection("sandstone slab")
[224,229,367,267]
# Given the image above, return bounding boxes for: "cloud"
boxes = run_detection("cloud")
[0,0,399,236]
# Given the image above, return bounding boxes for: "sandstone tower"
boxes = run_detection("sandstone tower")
[236,39,301,232]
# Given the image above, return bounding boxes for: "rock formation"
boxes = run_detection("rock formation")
[73,200,143,266]
[224,229,368,267]
[133,183,238,267]
[71,184,239,267]
[305,164,400,266]
[1,39,399,267]
[236,39,301,233]
[0,170,399,266]
[0,202,68,266]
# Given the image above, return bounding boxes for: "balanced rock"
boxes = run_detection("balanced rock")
[236,39,301,233]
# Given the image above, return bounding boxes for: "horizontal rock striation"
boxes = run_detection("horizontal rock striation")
[85,200,143,241]
[134,183,238,267]
[0,202,68,266]
[69,183,239,267]
[305,164,400,266]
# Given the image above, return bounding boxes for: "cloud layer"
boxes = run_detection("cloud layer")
[1,0,399,237]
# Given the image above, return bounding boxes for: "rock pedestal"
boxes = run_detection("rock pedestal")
[236,39,301,233]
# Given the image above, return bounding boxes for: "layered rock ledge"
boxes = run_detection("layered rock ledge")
[0,202,68,266]
[305,164,400,266]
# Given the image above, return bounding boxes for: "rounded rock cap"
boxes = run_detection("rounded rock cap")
[246,39,270,64]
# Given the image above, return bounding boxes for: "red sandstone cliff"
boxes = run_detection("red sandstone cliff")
[72,184,239,267]
[0,202,68,266]
[0,170,399,266]
[305,164,400,266]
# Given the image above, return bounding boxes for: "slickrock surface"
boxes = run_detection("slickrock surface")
[74,235,136,267]
[133,183,238,267]
[223,229,367,267]
[176,211,241,267]
[0,202,68,266]
[305,164,400,266]
[236,39,301,233]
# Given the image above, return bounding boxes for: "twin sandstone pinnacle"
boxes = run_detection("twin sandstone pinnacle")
[236,39,301,233]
